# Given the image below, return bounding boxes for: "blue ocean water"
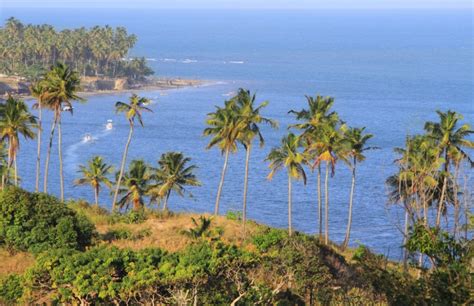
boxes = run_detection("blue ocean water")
[1,8,473,256]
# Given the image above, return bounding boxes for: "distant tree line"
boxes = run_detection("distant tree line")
[0,17,153,80]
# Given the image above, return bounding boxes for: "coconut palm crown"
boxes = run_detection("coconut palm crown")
[148,152,201,211]
[74,156,113,207]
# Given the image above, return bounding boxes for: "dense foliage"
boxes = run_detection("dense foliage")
[0,189,471,304]
[0,187,95,253]
[0,18,153,80]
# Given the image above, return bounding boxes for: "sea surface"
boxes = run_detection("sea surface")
[1,8,473,257]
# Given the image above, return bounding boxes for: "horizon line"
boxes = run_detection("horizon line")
[2,6,473,10]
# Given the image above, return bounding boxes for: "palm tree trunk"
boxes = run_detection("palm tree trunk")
[58,115,64,201]
[94,185,99,207]
[317,164,322,241]
[44,114,58,193]
[403,210,409,272]
[112,125,133,210]
[453,164,460,238]
[436,175,447,227]
[163,191,171,211]
[343,163,356,249]
[422,190,428,227]
[13,155,18,186]
[324,161,330,245]
[242,145,251,236]
[5,142,12,187]
[288,173,292,237]
[35,102,42,192]
[214,148,230,215]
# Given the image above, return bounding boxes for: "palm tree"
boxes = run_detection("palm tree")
[312,125,343,245]
[388,134,447,269]
[30,81,48,192]
[231,89,277,233]
[393,135,444,225]
[74,156,113,207]
[266,133,307,236]
[289,95,338,239]
[112,94,152,210]
[203,100,241,215]
[0,95,37,186]
[424,110,473,230]
[340,127,376,249]
[42,62,84,200]
[148,152,201,211]
[116,159,150,211]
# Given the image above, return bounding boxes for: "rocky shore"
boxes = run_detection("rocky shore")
[0,75,206,98]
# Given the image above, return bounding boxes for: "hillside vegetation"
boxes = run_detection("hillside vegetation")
[0,188,471,305]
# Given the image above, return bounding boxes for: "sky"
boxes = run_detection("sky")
[1,0,472,9]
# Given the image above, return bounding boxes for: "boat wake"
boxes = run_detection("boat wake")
[64,127,113,174]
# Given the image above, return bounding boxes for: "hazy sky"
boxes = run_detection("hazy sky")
[2,0,472,9]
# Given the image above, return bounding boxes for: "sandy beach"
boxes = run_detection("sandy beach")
[0,75,209,99]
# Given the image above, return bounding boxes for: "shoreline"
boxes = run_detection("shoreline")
[0,76,212,100]
[77,78,212,98]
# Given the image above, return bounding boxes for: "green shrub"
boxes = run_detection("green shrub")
[102,227,152,241]
[109,210,147,224]
[0,274,23,304]
[251,227,288,253]
[0,187,95,253]
[23,246,166,304]
[225,210,242,221]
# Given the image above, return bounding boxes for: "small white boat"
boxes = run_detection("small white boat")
[62,105,73,112]
[82,133,93,143]
[105,120,113,130]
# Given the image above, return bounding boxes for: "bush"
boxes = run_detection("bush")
[225,210,242,221]
[102,227,152,241]
[0,274,23,304]
[0,187,95,253]
[251,227,288,253]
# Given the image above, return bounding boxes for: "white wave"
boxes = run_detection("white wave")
[222,91,236,97]
[146,58,157,62]
[229,60,244,64]
[162,58,177,62]
[182,59,198,64]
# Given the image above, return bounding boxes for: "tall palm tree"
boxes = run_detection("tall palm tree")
[312,125,343,245]
[203,100,241,215]
[424,110,473,229]
[388,134,447,269]
[266,133,307,236]
[116,159,150,211]
[148,152,201,211]
[340,127,376,249]
[42,62,84,200]
[0,95,37,186]
[74,156,113,207]
[231,89,277,233]
[30,81,48,192]
[393,135,444,225]
[112,94,152,210]
[289,95,338,239]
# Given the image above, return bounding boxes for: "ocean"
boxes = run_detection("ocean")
[1,8,473,257]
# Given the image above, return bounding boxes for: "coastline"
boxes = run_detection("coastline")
[0,76,210,100]
[77,78,210,98]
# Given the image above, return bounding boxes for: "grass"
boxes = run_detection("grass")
[0,250,34,276]
[0,200,411,278]
[96,212,260,252]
